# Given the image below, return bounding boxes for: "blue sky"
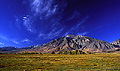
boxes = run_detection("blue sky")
[0,0,120,47]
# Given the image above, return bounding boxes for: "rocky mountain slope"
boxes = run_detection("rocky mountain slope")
[0,35,118,53]
[111,39,120,47]
[30,35,116,53]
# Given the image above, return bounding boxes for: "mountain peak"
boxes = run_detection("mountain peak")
[65,34,84,38]
[32,35,116,53]
[0,35,118,53]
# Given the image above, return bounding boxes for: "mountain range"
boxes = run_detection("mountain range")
[0,35,120,53]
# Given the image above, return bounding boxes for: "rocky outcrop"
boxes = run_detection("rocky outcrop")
[33,35,116,53]
[111,39,120,47]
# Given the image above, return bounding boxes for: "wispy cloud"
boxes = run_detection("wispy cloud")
[21,38,32,44]
[14,15,36,33]
[0,42,4,45]
[65,16,89,35]
[23,15,36,33]
[31,0,54,17]
[71,16,89,31]
[0,34,8,41]
[38,33,45,38]
[91,23,114,32]
[19,0,89,40]
[0,34,20,44]
[45,27,64,39]
[39,27,65,39]
[66,11,81,21]
[30,0,67,19]
[0,34,33,45]
[16,0,67,34]
[77,32,88,36]
[14,15,22,29]
[26,0,67,38]
[12,40,19,44]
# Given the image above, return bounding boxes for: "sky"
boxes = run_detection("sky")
[0,0,120,47]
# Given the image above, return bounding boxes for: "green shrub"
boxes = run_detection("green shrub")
[64,50,68,54]
[77,50,80,54]
[72,50,78,54]
[39,52,42,54]
[87,51,93,54]
[57,51,61,54]
[107,51,115,53]
[69,51,72,54]
[51,51,55,54]
[21,52,39,54]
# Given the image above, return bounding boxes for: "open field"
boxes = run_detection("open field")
[0,53,120,71]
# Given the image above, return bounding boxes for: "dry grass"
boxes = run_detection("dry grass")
[0,53,120,71]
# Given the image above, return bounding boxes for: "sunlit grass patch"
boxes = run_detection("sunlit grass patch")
[0,53,120,71]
